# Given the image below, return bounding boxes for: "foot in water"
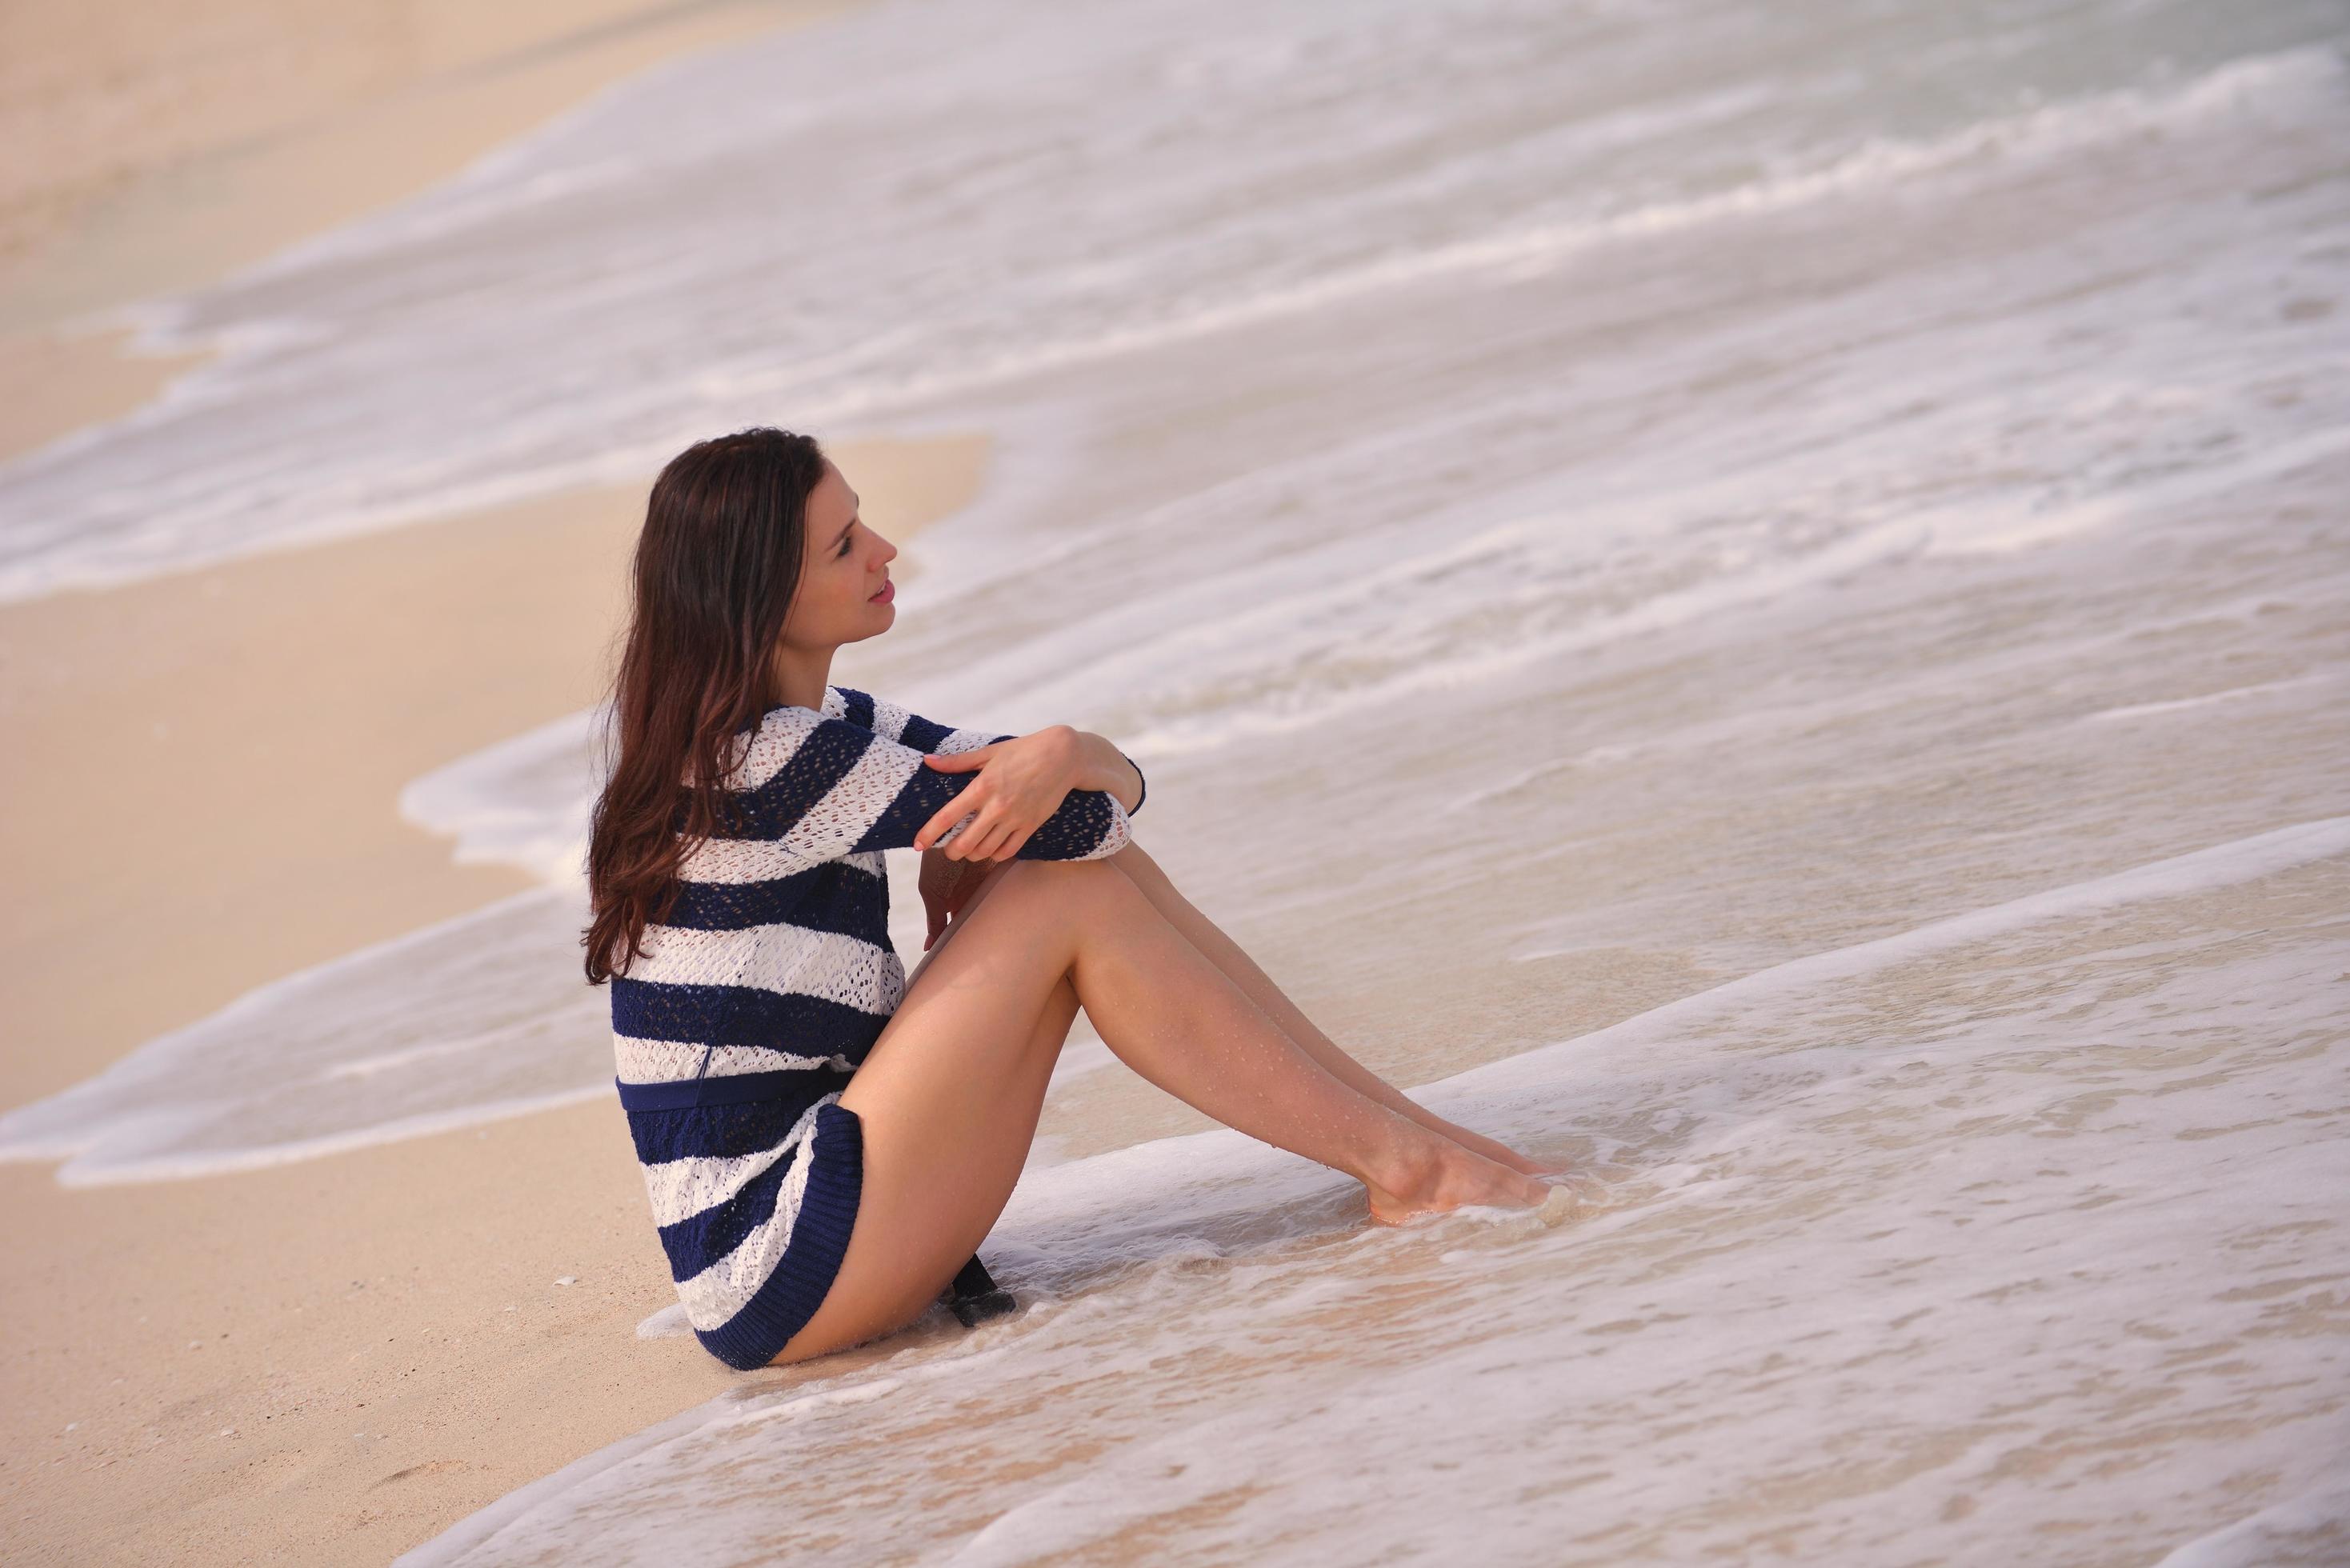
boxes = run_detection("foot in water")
[1437,1122,1568,1178]
[1363,1146,1552,1226]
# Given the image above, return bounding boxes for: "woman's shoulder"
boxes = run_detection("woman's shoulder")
[743,685,865,732]
[723,686,883,790]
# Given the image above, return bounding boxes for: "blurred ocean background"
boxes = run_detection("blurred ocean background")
[3,0,2347,1559]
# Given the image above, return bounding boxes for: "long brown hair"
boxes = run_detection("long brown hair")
[583,426,827,983]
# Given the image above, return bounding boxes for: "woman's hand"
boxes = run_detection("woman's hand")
[911,726,1084,862]
[917,846,1004,950]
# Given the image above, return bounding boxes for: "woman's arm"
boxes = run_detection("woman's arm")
[1066,730,1146,817]
[911,730,1132,946]
[851,687,1012,758]
[914,725,1138,858]
[703,707,1131,872]
[843,686,1146,819]
[917,843,1011,950]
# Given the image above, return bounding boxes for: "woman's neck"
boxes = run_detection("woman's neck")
[767,646,835,714]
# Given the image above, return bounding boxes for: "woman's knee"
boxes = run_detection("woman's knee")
[984,853,1132,920]
[912,857,1122,974]
[998,852,1123,886]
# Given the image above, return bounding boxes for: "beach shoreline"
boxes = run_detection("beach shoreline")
[7,0,2345,1557]
[0,0,867,457]
[0,10,998,1554]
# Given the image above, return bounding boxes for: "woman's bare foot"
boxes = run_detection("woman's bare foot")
[1480,1142,1569,1179]
[1428,1121,1567,1178]
[1400,1114,1569,1175]
[1363,1142,1551,1226]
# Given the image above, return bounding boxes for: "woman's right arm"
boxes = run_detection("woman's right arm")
[861,688,1147,819]
[917,844,1011,950]
[706,706,1132,874]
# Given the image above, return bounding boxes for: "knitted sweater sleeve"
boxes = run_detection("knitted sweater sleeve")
[859,690,1015,758]
[697,704,1132,876]
[858,688,1146,818]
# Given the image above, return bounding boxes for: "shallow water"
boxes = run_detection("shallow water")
[2,0,2345,1558]
[402,826,2350,1566]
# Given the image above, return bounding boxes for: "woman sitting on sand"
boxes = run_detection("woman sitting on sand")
[582,426,1555,1371]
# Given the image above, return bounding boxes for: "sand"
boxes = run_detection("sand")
[0,325,214,464]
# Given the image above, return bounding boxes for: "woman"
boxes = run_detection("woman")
[583,426,1555,1371]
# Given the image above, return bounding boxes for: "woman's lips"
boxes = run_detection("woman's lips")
[870,579,895,603]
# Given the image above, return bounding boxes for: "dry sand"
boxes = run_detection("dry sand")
[0,430,987,1562]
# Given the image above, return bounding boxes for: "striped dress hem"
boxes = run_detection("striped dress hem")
[700,1099,863,1370]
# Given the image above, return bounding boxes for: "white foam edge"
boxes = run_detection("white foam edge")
[2150,1466,2350,1567]
[2,1085,612,1189]
[397,706,606,885]
[396,1333,1032,1568]
[1471,815,2350,1096]
[0,883,585,1182]
[390,1393,752,1568]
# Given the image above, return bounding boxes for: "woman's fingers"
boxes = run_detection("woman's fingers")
[971,802,1043,862]
[916,792,983,852]
[914,775,1054,859]
[959,812,1016,862]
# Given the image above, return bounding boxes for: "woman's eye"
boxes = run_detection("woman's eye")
[837,526,856,558]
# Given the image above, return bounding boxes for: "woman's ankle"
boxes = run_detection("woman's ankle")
[1363,1134,1551,1223]
[1358,1122,1452,1206]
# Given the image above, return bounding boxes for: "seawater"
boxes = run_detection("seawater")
[0,0,2344,1558]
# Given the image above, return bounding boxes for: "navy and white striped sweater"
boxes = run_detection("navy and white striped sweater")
[611,682,1141,1369]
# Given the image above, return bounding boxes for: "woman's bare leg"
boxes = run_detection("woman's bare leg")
[1099,841,1561,1176]
[777,855,1545,1364]
[774,865,1071,1364]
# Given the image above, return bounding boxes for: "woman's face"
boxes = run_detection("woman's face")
[783,460,899,650]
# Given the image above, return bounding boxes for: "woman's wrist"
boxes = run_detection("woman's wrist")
[1067,729,1144,815]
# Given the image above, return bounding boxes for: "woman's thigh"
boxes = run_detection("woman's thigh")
[770,858,1112,1363]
